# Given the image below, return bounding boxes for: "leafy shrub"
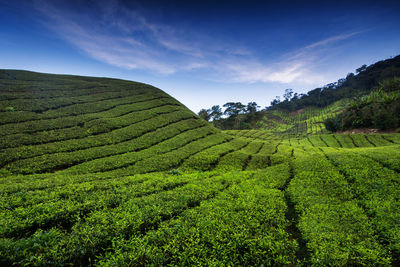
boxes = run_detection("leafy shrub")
[324,78,400,131]
[378,76,400,92]
[324,114,342,132]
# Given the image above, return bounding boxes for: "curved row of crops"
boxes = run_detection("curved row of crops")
[1,70,400,266]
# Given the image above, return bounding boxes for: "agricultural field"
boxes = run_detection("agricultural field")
[260,99,350,137]
[1,70,400,266]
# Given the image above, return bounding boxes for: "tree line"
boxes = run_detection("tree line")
[198,55,400,130]
[269,55,400,111]
[198,102,263,130]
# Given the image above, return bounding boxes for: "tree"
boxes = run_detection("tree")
[209,105,223,120]
[223,102,246,129]
[356,64,367,74]
[246,102,260,113]
[337,78,346,87]
[198,109,211,121]
[223,102,246,117]
[283,88,293,101]
[270,96,281,106]
[346,72,355,79]
[324,83,337,90]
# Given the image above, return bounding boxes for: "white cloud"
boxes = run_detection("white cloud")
[219,31,362,85]
[33,0,361,86]
[303,32,362,50]
[34,0,207,74]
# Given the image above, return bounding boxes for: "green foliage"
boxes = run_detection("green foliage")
[289,148,391,265]
[198,108,211,121]
[5,106,14,112]
[324,78,400,131]
[272,55,400,110]
[324,148,400,255]
[2,70,400,266]
[378,76,400,92]
[324,114,342,132]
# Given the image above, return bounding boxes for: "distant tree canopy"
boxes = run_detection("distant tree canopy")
[268,55,400,111]
[270,96,281,106]
[198,55,400,130]
[356,64,367,74]
[210,105,223,120]
[283,88,293,101]
[197,105,223,122]
[198,101,263,130]
[325,77,400,131]
[198,109,211,121]
[223,102,246,117]
[246,102,260,113]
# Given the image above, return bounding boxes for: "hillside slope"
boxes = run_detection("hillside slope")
[271,54,400,111]
[0,70,232,175]
[2,70,400,266]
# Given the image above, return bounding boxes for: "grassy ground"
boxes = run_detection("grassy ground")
[1,70,400,266]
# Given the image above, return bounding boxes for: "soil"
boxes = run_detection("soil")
[290,108,307,116]
[266,114,287,124]
[275,118,287,124]
[340,128,398,134]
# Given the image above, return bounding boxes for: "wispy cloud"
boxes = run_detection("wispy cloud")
[220,31,362,85]
[33,0,361,85]
[303,31,362,50]
[34,0,210,74]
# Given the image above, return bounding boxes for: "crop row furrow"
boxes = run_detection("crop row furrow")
[240,141,265,170]
[1,111,197,172]
[180,138,247,171]
[62,125,215,174]
[347,134,372,147]
[365,134,393,146]
[0,92,167,125]
[0,174,206,239]
[280,158,311,263]
[0,86,137,101]
[0,173,233,266]
[5,118,203,175]
[364,135,376,146]
[319,135,339,148]
[97,166,298,266]
[0,175,148,210]
[254,141,265,154]
[288,148,391,265]
[0,96,173,137]
[0,86,130,102]
[332,134,343,147]
[214,140,253,171]
[380,135,395,144]
[0,172,149,196]
[101,132,230,176]
[0,89,153,115]
[0,103,182,149]
[320,147,400,263]
[347,134,358,147]
[270,141,293,165]
[319,136,329,147]
[358,146,400,173]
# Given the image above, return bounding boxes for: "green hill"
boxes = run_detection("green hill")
[0,70,234,175]
[271,54,400,111]
[205,55,400,133]
[1,69,400,266]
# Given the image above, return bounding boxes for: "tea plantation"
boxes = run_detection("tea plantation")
[1,70,400,266]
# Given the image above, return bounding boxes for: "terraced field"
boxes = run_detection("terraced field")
[0,70,233,176]
[260,99,350,137]
[1,70,400,266]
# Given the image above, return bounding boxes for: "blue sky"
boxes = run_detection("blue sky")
[1,0,400,112]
